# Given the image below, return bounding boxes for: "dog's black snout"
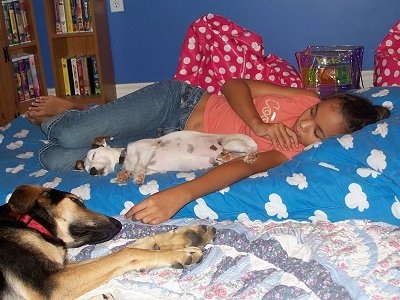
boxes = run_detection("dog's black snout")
[89,167,98,175]
[69,216,122,247]
[110,217,122,232]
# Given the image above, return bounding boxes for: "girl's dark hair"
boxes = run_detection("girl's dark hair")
[329,93,391,133]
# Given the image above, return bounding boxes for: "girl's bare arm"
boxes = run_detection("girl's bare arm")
[221,79,318,151]
[221,79,318,131]
[124,150,288,224]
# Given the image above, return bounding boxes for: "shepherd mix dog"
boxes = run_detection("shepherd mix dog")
[75,131,258,184]
[0,185,216,299]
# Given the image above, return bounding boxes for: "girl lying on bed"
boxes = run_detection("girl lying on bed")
[26,79,390,225]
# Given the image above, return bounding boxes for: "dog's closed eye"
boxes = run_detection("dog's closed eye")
[72,197,86,207]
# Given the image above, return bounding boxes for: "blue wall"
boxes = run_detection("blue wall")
[34,0,399,87]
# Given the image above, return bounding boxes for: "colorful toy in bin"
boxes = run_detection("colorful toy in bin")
[296,45,364,98]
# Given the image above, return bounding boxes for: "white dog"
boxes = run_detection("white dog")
[75,131,258,185]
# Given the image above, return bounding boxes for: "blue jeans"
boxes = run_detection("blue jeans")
[39,80,207,170]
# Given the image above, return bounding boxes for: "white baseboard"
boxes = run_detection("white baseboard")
[46,82,152,97]
[361,70,373,88]
[48,71,374,98]
[47,88,56,95]
[115,82,153,98]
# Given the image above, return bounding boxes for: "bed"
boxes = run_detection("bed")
[1,86,399,299]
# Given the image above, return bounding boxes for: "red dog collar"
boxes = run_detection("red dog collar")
[14,214,53,237]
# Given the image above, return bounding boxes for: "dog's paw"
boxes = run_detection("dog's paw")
[216,150,235,164]
[243,149,258,164]
[133,173,145,185]
[132,225,216,250]
[174,225,216,248]
[170,247,205,268]
[74,160,85,170]
[116,170,132,184]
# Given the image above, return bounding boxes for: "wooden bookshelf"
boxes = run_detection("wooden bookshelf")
[43,0,116,105]
[0,0,47,125]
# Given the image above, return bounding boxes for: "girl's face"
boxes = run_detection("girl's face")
[292,99,348,146]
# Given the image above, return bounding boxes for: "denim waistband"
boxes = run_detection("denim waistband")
[177,82,207,130]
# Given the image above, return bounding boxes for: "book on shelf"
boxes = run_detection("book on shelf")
[53,0,62,33]
[69,0,76,31]
[1,1,13,44]
[17,55,30,101]
[1,0,31,45]
[12,57,24,102]
[87,55,100,95]
[12,55,30,102]
[70,56,80,95]
[81,0,92,31]
[19,57,29,100]
[54,0,92,33]
[23,56,35,99]
[65,56,75,94]
[80,55,91,94]
[19,0,30,41]
[55,0,67,33]
[63,0,73,33]
[28,54,40,97]
[61,56,72,95]
[60,55,101,96]
[74,0,84,31]
[13,0,26,43]
[76,56,85,95]
[7,0,19,44]
[11,53,41,102]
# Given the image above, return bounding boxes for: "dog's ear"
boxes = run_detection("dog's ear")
[75,160,85,170]
[92,136,112,148]
[8,185,46,213]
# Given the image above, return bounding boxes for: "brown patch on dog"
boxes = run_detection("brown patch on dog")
[209,144,218,151]
[186,144,194,153]
[92,136,112,148]
[159,140,171,147]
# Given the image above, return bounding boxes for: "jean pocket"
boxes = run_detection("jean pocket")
[157,127,182,137]
[180,84,196,108]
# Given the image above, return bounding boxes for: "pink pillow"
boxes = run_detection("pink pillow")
[174,13,302,93]
[374,20,400,86]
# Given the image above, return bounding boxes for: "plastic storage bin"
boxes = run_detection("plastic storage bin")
[296,45,364,98]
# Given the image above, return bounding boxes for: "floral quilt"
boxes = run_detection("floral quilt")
[71,218,400,300]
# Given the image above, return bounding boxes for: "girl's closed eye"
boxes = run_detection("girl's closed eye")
[311,106,316,116]
[314,128,324,140]
[310,104,326,140]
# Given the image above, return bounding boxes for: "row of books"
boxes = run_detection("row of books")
[12,53,40,103]
[54,0,92,34]
[61,55,100,96]
[1,0,31,45]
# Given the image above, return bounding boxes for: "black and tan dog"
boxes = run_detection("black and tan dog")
[0,185,215,299]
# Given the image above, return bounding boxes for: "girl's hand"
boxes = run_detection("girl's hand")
[251,121,299,151]
[124,188,189,225]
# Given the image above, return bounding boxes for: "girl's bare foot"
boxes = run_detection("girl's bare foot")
[26,96,89,125]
